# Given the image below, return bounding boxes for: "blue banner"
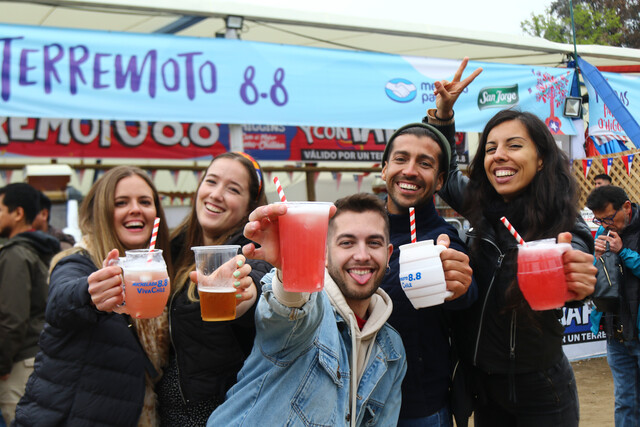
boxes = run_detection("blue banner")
[584,67,640,149]
[0,23,576,134]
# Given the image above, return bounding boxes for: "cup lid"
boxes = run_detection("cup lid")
[191,245,241,252]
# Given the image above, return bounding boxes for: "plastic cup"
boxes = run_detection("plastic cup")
[278,201,333,292]
[398,240,453,308]
[517,238,572,310]
[192,245,241,321]
[112,249,170,319]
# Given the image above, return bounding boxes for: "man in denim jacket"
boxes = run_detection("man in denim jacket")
[208,194,407,426]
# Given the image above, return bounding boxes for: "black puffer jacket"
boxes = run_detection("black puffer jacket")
[164,230,272,405]
[14,252,148,427]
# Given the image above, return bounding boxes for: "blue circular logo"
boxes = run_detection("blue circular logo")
[385,78,417,103]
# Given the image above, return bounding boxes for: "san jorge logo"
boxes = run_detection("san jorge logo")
[477,85,519,110]
[385,78,417,103]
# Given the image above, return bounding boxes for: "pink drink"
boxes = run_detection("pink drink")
[123,267,170,318]
[278,202,332,292]
[517,240,571,310]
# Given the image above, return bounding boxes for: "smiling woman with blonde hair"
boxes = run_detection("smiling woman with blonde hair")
[15,166,173,427]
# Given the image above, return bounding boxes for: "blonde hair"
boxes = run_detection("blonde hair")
[171,153,267,301]
[52,166,172,277]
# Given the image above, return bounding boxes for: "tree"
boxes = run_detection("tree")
[521,0,639,48]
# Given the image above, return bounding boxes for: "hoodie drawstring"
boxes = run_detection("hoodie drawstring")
[348,312,357,427]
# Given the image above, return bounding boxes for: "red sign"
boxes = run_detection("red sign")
[1,117,467,163]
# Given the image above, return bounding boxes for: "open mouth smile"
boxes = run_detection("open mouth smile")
[124,221,145,230]
[205,202,224,214]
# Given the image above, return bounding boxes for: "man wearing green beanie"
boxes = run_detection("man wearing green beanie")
[379,58,481,427]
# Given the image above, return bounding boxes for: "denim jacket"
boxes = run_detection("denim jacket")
[207,269,407,426]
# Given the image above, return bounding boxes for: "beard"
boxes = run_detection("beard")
[326,261,383,302]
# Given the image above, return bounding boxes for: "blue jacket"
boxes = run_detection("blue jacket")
[208,270,407,426]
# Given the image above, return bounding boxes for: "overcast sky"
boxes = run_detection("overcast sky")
[258,0,554,36]
[427,0,554,35]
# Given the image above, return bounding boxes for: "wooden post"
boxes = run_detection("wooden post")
[305,163,317,201]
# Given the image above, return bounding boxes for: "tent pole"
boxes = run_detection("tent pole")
[569,0,579,64]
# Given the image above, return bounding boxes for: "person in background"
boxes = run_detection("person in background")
[209,193,407,426]
[156,152,272,426]
[0,183,60,425]
[379,58,479,427]
[587,185,640,427]
[15,166,184,426]
[32,191,76,250]
[594,173,612,188]
[433,65,597,424]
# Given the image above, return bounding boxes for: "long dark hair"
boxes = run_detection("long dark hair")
[462,109,578,240]
[463,110,579,314]
[171,152,267,300]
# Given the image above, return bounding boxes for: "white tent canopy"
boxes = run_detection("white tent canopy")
[2,0,640,68]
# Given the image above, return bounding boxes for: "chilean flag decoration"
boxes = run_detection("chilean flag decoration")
[622,154,635,176]
[602,158,613,175]
[583,159,593,179]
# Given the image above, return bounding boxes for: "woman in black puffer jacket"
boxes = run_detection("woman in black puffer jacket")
[156,152,272,426]
[14,166,173,426]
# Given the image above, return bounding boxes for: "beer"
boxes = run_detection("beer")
[199,287,236,321]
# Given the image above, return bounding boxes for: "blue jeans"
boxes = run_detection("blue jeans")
[397,406,452,427]
[474,356,579,427]
[607,338,640,427]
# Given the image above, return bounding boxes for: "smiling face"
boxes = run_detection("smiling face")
[483,119,543,201]
[326,210,393,314]
[196,158,251,244]
[113,175,157,250]
[381,134,444,215]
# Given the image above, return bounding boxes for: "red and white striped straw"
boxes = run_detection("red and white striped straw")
[148,217,160,251]
[273,176,287,202]
[409,207,416,243]
[500,216,527,246]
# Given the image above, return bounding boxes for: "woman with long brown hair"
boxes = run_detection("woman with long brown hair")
[434,102,597,425]
[157,152,272,426]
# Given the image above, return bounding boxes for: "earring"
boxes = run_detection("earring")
[386,265,391,273]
